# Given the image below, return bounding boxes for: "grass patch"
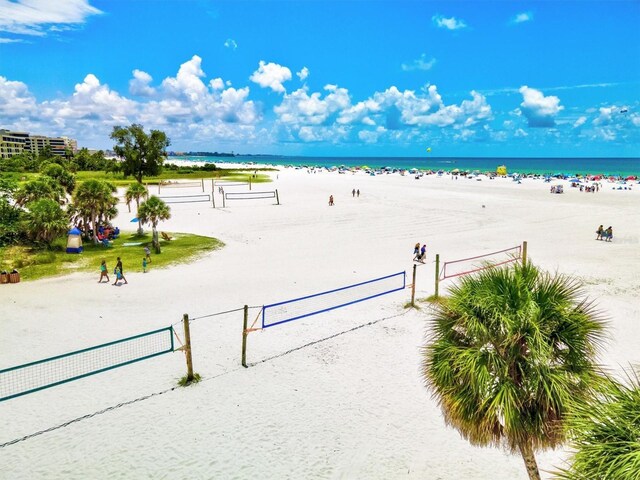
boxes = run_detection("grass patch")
[0,232,224,281]
[178,373,202,387]
[403,301,421,310]
[420,294,447,305]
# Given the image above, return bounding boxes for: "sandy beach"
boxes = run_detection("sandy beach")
[1,165,638,479]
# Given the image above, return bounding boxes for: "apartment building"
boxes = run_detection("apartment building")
[0,130,77,159]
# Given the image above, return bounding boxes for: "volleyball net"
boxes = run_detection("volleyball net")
[223,190,279,206]
[261,271,406,329]
[439,244,523,281]
[159,194,211,204]
[0,327,174,402]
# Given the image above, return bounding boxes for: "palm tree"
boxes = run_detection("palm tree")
[23,199,69,247]
[71,180,118,244]
[14,177,66,207]
[554,369,640,480]
[422,262,606,480]
[137,196,170,253]
[124,182,149,234]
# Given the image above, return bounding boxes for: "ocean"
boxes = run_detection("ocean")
[170,155,639,177]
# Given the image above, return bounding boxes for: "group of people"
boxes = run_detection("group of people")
[98,247,153,285]
[413,243,427,263]
[329,189,362,206]
[595,225,613,242]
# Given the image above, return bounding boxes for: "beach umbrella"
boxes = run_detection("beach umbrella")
[130,217,139,223]
[568,178,581,183]
[626,175,636,180]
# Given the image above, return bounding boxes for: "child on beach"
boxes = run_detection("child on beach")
[113,266,123,285]
[98,260,109,283]
[142,257,148,273]
[329,195,334,206]
[144,245,152,263]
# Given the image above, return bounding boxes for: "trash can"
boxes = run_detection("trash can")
[8,270,20,283]
[0,271,8,284]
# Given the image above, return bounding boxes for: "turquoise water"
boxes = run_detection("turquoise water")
[170,156,639,177]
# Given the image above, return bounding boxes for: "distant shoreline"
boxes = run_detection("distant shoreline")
[168,155,640,177]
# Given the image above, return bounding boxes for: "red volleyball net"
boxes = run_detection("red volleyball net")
[439,244,523,281]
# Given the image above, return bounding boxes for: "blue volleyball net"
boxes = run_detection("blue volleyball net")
[261,271,406,329]
[0,327,174,402]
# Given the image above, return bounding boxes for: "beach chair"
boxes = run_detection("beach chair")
[161,232,173,241]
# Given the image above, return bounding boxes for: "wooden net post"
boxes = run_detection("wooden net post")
[241,305,249,368]
[222,192,226,208]
[201,178,204,192]
[183,313,194,382]
[275,189,280,205]
[434,253,440,299]
[411,263,417,307]
[522,241,528,267]
[249,178,252,191]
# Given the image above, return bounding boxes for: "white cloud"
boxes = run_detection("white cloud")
[209,78,224,90]
[401,54,436,72]
[573,116,587,128]
[432,15,467,30]
[250,61,292,94]
[296,67,309,81]
[518,86,563,127]
[161,55,208,101]
[0,37,23,43]
[0,0,102,36]
[129,69,156,97]
[593,106,617,126]
[514,128,528,137]
[0,75,37,117]
[511,12,533,24]
[224,38,237,50]
[274,84,350,126]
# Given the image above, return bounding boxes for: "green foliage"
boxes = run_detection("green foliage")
[0,232,223,281]
[0,197,24,246]
[22,198,69,246]
[14,177,66,207]
[554,370,640,480]
[111,124,170,182]
[124,182,149,213]
[422,262,607,478]
[41,163,76,195]
[178,373,202,387]
[71,179,118,243]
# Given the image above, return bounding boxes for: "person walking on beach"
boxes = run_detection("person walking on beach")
[142,257,148,273]
[352,188,356,197]
[144,245,152,263]
[357,189,360,197]
[595,225,604,240]
[114,257,128,285]
[329,195,334,206]
[419,244,427,263]
[604,226,613,242]
[413,242,420,260]
[98,259,109,283]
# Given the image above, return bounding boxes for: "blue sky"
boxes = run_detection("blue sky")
[0,0,638,157]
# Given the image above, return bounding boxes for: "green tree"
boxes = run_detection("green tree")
[0,177,23,245]
[71,180,118,244]
[22,198,69,247]
[124,182,149,212]
[41,163,76,195]
[137,195,171,252]
[422,262,606,480]
[14,177,66,207]
[554,370,640,480]
[111,124,170,182]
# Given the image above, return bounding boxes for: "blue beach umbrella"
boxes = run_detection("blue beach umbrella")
[130,217,139,223]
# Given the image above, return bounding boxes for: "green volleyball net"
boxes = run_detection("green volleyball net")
[0,327,174,402]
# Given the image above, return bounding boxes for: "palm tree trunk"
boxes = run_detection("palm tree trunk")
[135,199,143,235]
[518,440,541,480]
[92,212,99,244]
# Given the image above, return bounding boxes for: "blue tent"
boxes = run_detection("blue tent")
[66,227,83,253]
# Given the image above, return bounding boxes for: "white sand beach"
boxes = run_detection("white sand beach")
[1,166,638,479]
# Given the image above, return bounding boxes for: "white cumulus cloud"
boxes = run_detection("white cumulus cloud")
[432,15,467,30]
[129,69,156,97]
[296,67,309,81]
[0,75,37,117]
[224,38,237,50]
[401,54,436,72]
[519,86,563,127]
[0,0,102,36]
[511,12,533,24]
[573,116,587,128]
[250,61,292,94]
